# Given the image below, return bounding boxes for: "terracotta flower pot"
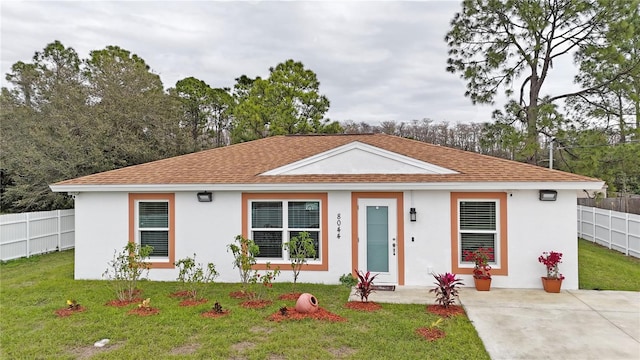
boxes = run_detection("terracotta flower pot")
[473,277,491,291]
[295,293,318,314]
[541,277,563,293]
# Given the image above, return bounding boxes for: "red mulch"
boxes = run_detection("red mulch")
[416,327,446,341]
[426,305,465,317]
[277,292,302,301]
[128,307,160,316]
[169,290,193,298]
[179,299,208,307]
[240,299,272,309]
[54,306,86,317]
[344,301,382,312]
[105,298,143,307]
[229,290,255,299]
[267,307,347,322]
[201,310,231,318]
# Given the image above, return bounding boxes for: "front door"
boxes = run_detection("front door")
[358,198,398,284]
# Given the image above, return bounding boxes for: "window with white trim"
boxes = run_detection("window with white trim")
[251,200,320,261]
[459,200,498,264]
[137,200,169,259]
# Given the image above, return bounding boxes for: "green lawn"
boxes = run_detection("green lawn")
[0,251,488,359]
[578,238,640,291]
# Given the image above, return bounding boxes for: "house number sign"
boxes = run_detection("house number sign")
[336,213,341,239]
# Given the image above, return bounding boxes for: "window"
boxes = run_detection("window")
[242,193,328,271]
[459,201,497,263]
[451,192,508,276]
[139,201,169,257]
[129,193,175,269]
[251,200,320,260]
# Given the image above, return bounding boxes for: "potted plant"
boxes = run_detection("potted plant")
[463,247,493,291]
[538,251,565,293]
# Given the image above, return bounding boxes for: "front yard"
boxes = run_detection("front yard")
[0,251,487,359]
[2,240,637,359]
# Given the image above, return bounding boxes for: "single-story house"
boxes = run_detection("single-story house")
[50,134,603,289]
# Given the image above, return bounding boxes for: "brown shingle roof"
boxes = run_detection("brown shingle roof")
[53,134,600,186]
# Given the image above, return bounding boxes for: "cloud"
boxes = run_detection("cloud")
[0,1,577,125]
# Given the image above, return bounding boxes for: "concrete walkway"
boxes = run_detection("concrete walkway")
[349,287,640,360]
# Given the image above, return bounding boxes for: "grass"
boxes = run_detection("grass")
[0,250,488,359]
[578,238,640,291]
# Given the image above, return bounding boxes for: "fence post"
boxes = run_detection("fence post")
[626,213,630,256]
[25,213,30,258]
[608,209,612,250]
[592,207,596,243]
[57,210,62,252]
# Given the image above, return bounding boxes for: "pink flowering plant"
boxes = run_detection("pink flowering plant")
[430,272,464,308]
[538,251,565,280]
[463,247,493,279]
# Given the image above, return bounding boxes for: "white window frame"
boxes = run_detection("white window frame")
[457,199,500,269]
[249,199,322,265]
[135,199,170,262]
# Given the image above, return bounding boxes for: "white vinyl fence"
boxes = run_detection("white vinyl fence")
[0,209,75,261]
[577,205,640,258]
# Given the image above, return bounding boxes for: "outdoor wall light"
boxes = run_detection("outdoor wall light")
[539,190,557,201]
[409,207,417,222]
[197,191,213,202]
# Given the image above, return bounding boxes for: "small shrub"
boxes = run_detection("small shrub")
[339,273,358,288]
[283,231,316,289]
[227,235,259,289]
[174,254,219,300]
[66,299,80,310]
[429,272,463,308]
[249,262,280,300]
[355,269,379,302]
[138,298,151,310]
[103,242,153,301]
[212,301,224,314]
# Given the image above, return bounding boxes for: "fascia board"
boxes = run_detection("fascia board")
[50,180,604,193]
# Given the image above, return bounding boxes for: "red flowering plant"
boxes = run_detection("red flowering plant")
[538,251,565,280]
[429,272,464,308]
[355,269,379,302]
[463,247,493,279]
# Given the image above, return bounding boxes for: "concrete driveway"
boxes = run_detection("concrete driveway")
[460,289,640,360]
[350,287,640,360]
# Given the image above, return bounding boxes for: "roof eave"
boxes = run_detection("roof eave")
[50,180,605,193]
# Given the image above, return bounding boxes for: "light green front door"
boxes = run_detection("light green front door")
[367,205,389,272]
[358,198,397,284]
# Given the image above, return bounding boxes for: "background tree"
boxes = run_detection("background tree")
[230,59,340,143]
[445,0,637,164]
[568,1,640,143]
[1,42,190,212]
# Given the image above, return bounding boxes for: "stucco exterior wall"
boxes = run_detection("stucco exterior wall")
[74,188,579,290]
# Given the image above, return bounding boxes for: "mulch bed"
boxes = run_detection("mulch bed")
[267,307,347,322]
[344,301,382,311]
[201,310,231,318]
[128,307,160,316]
[170,290,193,298]
[105,298,143,307]
[55,306,86,317]
[415,327,446,341]
[426,305,465,317]
[240,299,272,309]
[229,290,255,299]
[277,292,302,301]
[179,299,208,307]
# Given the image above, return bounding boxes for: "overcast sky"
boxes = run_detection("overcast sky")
[1,0,579,125]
